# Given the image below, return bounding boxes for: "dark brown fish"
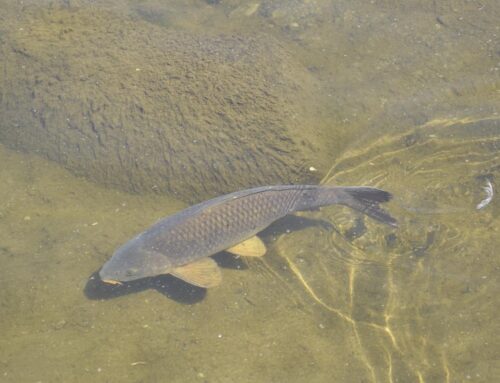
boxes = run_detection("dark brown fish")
[99,185,397,287]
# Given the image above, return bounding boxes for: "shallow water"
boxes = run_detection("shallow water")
[1,1,499,382]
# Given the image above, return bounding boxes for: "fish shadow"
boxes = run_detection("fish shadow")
[261,214,333,237]
[84,253,246,304]
[84,271,207,304]
[212,251,249,270]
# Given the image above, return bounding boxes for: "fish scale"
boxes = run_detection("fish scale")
[150,187,304,265]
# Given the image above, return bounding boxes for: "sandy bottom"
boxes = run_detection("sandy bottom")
[0,117,498,382]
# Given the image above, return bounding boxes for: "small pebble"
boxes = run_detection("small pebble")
[54,320,66,330]
[131,361,146,366]
[244,3,260,16]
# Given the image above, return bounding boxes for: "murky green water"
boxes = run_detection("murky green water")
[1,1,499,382]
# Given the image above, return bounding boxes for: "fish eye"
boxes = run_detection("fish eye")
[125,268,138,277]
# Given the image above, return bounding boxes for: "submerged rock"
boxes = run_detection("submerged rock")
[0,6,321,201]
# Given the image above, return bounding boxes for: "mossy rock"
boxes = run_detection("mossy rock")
[0,6,321,201]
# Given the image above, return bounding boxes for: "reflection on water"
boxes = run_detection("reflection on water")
[272,117,499,382]
[0,1,499,382]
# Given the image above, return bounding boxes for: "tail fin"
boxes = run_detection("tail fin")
[337,187,398,227]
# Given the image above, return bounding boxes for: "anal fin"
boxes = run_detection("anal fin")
[171,257,222,288]
[226,236,266,257]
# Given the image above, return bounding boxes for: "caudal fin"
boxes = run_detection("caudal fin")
[337,187,398,227]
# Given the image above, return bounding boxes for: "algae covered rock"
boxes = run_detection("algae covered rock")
[0,6,321,201]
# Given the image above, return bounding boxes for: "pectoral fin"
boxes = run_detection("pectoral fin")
[226,236,266,257]
[171,257,222,288]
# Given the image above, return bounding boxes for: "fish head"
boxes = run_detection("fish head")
[99,235,172,283]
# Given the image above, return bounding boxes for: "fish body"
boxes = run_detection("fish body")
[99,185,396,287]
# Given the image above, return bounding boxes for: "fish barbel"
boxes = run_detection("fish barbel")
[99,185,397,288]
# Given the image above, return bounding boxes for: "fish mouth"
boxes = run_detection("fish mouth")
[101,278,123,286]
